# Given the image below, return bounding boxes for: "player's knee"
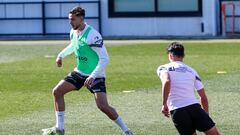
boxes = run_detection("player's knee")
[52,87,63,98]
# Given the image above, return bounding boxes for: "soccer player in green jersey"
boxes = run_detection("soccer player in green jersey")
[42,6,133,135]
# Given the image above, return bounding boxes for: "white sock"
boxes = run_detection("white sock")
[55,111,64,130]
[114,116,129,132]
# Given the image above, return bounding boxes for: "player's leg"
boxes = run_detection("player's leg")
[89,78,133,134]
[204,126,220,135]
[53,71,85,132]
[94,92,133,135]
[42,80,76,135]
[89,78,118,119]
[53,80,76,111]
[170,107,196,135]
[48,80,76,135]
[43,71,84,135]
[190,104,220,135]
[94,92,118,120]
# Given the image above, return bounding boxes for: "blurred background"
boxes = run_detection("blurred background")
[0,0,239,39]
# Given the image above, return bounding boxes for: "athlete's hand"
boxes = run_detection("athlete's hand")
[84,77,94,89]
[161,104,170,118]
[56,57,62,67]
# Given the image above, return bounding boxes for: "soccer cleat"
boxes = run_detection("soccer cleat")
[42,127,64,135]
[124,130,134,135]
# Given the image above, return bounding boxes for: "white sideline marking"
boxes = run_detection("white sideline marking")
[44,55,55,58]
[217,71,227,74]
[122,90,135,93]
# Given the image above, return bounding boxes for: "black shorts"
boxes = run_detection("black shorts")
[170,103,215,135]
[64,71,106,93]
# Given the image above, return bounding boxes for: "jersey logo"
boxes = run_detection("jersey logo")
[168,67,175,71]
[168,66,192,73]
[77,56,88,61]
[89,39,103,48]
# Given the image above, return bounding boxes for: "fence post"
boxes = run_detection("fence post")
[42,1,46,35]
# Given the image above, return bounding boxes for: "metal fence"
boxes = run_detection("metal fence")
[0,1,101,35]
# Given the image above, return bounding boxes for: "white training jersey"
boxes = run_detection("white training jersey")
[157,61,204,111]
[57,23,109,78]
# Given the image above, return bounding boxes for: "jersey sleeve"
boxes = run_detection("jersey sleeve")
[193,70,204,90]
[57,43,74,59]
[156,65,168,80]
[87,30,109,79]
[57,29,74,59]
[88,30,104,48]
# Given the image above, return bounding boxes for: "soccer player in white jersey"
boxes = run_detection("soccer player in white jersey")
[157,42,220,135]
[42,6,133,135]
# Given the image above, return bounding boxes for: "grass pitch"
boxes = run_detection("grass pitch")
[0,40,239,135]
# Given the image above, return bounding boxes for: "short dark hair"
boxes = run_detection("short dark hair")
[69,6,85,17]
[167,42,185,57]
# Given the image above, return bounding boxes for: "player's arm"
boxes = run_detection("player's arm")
[161,72,171,117]
[157,66,171,117]
[56,43,74,67]
[194,72,209,113]
[197,88,209,113]
[89,33,109,78]
[91,48,109,76]
[84,33,109,88]
[56,29,74,67]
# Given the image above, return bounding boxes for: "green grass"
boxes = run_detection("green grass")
[0,41,239,134]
